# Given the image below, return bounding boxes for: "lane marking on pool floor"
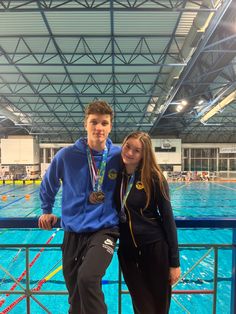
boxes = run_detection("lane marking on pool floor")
[172,182,192,192]
[211,182,236,191]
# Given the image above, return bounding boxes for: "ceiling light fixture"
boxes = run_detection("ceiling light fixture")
[147,103,155,113]
[201,121,222,126]
[181,100,188,106]
[136,123,153,127]
[175,99,188,112]
[176,105,183,112]
[146,97,159,113]
[198,99,204,105]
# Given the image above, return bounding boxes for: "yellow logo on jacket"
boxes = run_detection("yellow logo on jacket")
[108,169,118,180]
[136,181,144,190]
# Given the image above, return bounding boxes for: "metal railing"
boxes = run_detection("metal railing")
[118,243,233,314]
[0,217,236,314]
[0,243,67,314]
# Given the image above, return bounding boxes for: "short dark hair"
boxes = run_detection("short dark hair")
[85,100,113,123]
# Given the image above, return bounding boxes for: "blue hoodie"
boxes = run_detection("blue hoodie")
[40,138,121,233]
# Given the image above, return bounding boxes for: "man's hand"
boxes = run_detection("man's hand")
[169,266,181,285]
[38,214,58,230]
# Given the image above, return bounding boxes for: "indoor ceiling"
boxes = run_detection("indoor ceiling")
[0,0,235,143]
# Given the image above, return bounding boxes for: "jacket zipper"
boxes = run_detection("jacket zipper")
[126,205,138,247]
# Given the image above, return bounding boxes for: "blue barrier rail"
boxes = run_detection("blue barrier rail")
[0,216,236,314]
[0,216,236,228]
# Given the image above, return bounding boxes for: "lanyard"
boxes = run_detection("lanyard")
[120,172,135,216]
[87,145,108,192]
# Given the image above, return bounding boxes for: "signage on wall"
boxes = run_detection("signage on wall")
[219,147,236,153]
[161,140,172,149]
[155,147,176,152]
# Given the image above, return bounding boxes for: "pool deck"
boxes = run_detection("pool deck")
[0,179,236,185]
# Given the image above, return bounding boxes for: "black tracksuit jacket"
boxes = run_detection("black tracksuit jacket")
[115,170,180,267]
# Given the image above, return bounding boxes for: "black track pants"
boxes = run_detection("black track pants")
[118,241,171,314]
[62,228,119,314]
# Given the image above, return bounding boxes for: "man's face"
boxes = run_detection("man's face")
[85,114,112,146]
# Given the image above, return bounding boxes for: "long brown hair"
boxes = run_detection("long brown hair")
[122,131,169,208]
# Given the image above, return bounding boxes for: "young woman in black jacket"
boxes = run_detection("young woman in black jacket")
[116,131,181,314]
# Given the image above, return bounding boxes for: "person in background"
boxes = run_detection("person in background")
[38,100,121,314]
[115,131,180,314]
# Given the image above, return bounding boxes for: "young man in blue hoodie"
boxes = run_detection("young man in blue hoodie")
[38,100,121,314]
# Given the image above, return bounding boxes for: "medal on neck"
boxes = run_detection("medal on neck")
[119,172,135,223]
[87,144,108,204]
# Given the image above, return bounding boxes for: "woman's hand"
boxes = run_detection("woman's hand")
[169,266,181,285]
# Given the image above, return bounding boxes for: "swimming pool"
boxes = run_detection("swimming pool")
[0,182,235,313]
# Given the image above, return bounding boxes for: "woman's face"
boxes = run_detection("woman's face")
[122,137,143,168]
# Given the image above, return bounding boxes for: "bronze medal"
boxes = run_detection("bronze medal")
[89,191,105,204]
[89,192,97,204]
[95,191,105,202]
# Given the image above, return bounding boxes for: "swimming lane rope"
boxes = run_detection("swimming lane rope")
[0,228,60,309]
[0,248,23,289]
[1,264,62,313]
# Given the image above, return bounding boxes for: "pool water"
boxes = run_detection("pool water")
[0,182,235,313]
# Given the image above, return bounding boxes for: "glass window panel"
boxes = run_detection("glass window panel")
[219,153,236,158]
[46,148,51,163]
[209,159,217,171]
[202,159,208,171]
[210,149,217,158]
[193,149,202,158]
[40,148,44,163]
[195,159,202,171]
[202,149,210,158]
[191,159,195,171]
[183,148,189,158]
[219,153,229,158]
[184,159,189,171]
[229,159,236,171]
[219,159,227,171]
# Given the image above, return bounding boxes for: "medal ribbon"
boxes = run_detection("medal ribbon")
[87,145,108,192]
[120,172,135,217]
